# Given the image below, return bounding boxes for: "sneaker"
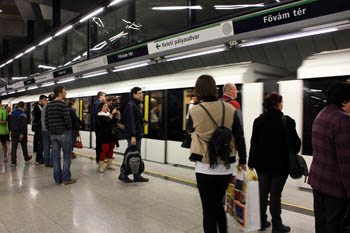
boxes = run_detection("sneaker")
[63,179,77,185]
[35,162,42,165]
[259,221,271,231]
[272,224,291,233]
[4,156,8,163]
[133,175,149,182]
[118,175,133,183]
[25,155,33,163]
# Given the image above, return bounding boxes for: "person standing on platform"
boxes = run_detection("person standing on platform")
[32,95,47,165]
[187,75,247,233]
[221,83,242,125]
[68,101,80,159]
[10,101,32,166]
[45,86,76,185]
[118,87,149,183]
[308,82,350,233]
[248,92,301,233]
[92,91,106,163]
[41,94,54,167]
[0,100,9,163]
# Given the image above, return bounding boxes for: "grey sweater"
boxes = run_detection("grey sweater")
[45,100,72,135]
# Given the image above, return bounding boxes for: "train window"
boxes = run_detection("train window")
[303,77,349,155]
[147,91,164,140]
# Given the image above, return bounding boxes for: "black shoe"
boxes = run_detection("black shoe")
[259,221,271,231]
[272,224,291,233]
[133,175,149,182]
[25,155,33,162]
[63,178,77,185]
[118,175,133,183]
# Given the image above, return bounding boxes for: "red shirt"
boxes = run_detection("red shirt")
[222,95,240,109]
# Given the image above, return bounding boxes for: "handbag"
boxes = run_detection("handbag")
[74,134,83,149]
[282,116,308,181]
[181,133,191,148]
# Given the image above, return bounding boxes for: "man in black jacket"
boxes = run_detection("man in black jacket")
[10,102,32,166]
[118,87,149,183]
[32,95,47,165]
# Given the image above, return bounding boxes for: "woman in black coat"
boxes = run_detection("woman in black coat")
[248,92,301,233]
[96,102,118,173]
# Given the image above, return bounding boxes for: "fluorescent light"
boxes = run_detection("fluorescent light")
[113,62,149,72]
[72,55,81,62]
[25,46,36,54]
[8,91,15,94]
[41,81,55,87]
[1,92,7,96]
[5,59,14,65]
[166,47,227,62]
[39,36,53,46]
[108,0,122,7]
[214,4,264,10]
[82,70,108,79]
[0,64,5,68]
[57,77,76,84]
[38,64,56,70]
[27,85,38,90]
[0,10,3,13]
[64,61,72,66]
[17,88,26,92]
[91,41,107,51]
[12,77,27,80]
[15,53,24,59]
[54,25,73,37]
[79,7,104,23]
[237,26,339,48]
[152,6,202,10]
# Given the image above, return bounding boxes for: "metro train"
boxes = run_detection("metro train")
[2,49,350,187]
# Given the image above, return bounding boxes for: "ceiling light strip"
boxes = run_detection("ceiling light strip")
[79,7,104,23]
[166,47,227,62]
[54,25,73,37]
[152,6,202,10]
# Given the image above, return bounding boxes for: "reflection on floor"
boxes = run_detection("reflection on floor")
[0,145,315,233]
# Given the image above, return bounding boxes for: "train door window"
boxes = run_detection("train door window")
[82,97,91,131]
[147,91,164,140]
[167,89,185,141]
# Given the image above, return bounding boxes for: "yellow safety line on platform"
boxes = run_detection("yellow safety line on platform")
[73,151,313,211]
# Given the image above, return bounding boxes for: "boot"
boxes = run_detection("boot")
[106,159,115,170]
[98,161,104,173]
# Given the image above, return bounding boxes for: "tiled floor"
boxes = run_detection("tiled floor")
[0,144,315,233]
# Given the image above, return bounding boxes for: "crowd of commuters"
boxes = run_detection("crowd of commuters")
[0,77,349,233]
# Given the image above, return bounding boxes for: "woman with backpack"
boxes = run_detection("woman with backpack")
[187,75,247,233]
[248,92,301,233]
[96,102,118,173]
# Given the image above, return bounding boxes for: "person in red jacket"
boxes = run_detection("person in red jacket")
[221,83,240,109]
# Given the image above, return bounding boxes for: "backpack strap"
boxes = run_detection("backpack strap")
[198,102,225,127]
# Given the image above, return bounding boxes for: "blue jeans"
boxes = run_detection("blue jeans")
[50,131,72,183]
[42,130,52,166]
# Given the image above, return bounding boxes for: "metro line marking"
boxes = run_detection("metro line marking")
[73,151,313,213]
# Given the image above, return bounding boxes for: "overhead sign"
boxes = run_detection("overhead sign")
[232,0,350,34]
[53,67,73,78]
[147,21,234,54]
[7,82,23,89]
[73,56,108,73]
[34,73,54,83]
[107,45,149,64]
[24,79,35,86]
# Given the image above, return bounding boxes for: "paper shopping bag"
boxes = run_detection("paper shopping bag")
[226,170,261,232]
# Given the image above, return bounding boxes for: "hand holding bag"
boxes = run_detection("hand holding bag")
[74,133,83,149]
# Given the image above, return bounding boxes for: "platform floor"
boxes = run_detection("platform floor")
[0,144,315,233]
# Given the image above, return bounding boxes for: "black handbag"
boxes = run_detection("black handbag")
[282,116,309,181]
[181,133,191,148]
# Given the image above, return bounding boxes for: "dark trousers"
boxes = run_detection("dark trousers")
[313,190,348,233]
[196,173,232,233]
[95,132,101,163]
[11,132,30,164]
[35,131,43,163]
[257,172,288,228]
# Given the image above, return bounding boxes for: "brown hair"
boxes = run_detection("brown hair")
[194,75,218,101]
[263,92,282,112]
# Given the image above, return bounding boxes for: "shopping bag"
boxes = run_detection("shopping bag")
[226,170,261,232]
[74,135,83,148]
